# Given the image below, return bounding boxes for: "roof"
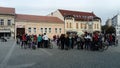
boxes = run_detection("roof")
[0,7,15,15]
[58,9,100,21]
[16,14,64,23]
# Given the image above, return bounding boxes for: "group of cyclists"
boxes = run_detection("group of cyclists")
[16,32,118,51]
[16,33,50,49]
[55,32,118,51]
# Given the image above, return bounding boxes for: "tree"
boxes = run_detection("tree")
[101,25,115,34]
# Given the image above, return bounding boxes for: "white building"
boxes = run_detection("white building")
[112,14,120,36]
[48,9,101,34]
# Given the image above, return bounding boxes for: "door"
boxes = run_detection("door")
[17,28,25,35]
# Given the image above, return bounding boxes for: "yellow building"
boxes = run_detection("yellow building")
[48,9,101,34]
[16,14,64,38]
[0,7,64,39]
[0,7,101,39]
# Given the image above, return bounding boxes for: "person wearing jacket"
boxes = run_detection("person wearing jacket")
[37,34,42,48]
[42,33,49,48]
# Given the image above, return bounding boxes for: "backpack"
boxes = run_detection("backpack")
[93,35,98,41]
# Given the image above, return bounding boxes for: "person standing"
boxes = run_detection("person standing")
[37,34,42,48]
[42,33,49,48]
[60,34,65,50]
[21,34,27,49]
[64,34,69,50]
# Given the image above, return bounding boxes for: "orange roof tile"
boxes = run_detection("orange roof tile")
[16,14,64,23]
[0,7,15,15]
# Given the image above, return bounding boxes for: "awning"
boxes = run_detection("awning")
[0,29,11,33]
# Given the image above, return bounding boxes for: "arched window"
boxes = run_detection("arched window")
[67,22,68,28]
[94,24,96,29]
[97,24,99,29]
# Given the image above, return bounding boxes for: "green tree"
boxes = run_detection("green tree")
[101,25,115,34]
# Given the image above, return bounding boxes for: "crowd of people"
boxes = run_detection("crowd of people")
[16,32,118,51]
[54,32,118,51]
[16,33,50,49]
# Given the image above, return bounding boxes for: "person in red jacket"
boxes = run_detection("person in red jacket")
[109,34,113,46]
[34,35,37,45]
[21,34,27,48]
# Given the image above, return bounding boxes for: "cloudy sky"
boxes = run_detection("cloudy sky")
[0,0,120,25]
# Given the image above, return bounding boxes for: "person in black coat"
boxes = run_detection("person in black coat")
[60,34,65,50]
[64,34,69,50]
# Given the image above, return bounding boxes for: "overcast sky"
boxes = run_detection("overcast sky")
[0,0,120,25]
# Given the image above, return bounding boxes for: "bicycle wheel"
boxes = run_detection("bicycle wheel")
[98,42,108,52]
[98,44,104,52]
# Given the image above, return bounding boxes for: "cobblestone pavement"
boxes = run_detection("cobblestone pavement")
[0,37,120,68]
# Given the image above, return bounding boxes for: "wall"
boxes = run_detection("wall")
[0,15,15,37]
[16,21,65,39]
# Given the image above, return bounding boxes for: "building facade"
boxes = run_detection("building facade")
[48,9,101,34]
[16,14,64,38]
[0,7,15,38]
[112,14,120,36]
[0,7,102,39]
[0,7,64,39]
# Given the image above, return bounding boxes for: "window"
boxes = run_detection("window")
[81,23,83,29]
[76,23,78,29]
[85,24,87,29]
[59,28,61,33]
[70,23,72,28]
[0,19,4,25]
[7,20,11,26]
[94,24,96,29]
[55,28,57,33]
[66,22,68,28]
[45,28,47,33]
[28,27,31,33]
[49,28,51,33]
[97,24,99,29]
[41,28,43,33]
[34,28,36,33]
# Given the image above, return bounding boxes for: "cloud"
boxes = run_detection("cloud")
[0,0,120,25]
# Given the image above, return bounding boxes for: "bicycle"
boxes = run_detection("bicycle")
[98,41,109,52]
[47,39,53,49]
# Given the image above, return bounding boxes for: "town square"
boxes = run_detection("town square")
[0,0,120,68]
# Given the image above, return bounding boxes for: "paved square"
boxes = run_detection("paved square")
[0,37,120,68]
